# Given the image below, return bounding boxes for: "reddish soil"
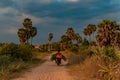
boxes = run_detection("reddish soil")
[13,59,74,80]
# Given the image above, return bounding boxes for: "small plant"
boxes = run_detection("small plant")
[98,62,119,80]
[103,47,118,60]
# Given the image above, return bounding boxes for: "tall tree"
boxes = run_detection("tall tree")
[30,27,37,45]
[23,18,32,43]
[96,20,120,47]
[90,24,96,40]
[83,24,96,41]
[60,35,71,50]
[83,28,90,41]
[18,18,37,44]
[66,27,75,39]
[48,33,53,51]
[17,28,27,43]
[60,27,82,49]
[73,33,82,44]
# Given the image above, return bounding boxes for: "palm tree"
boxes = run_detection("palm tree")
[23,18,32,29]
[66,27,75,39]
[48,33,53,51]
[60,35,71,49]
[30,27,37,45]
[17,28,27,44]
[22,18,32,43]
[83,24,97,42]
[74,33,82,45]
[18,18,37,44]
[83,28,90,41]
[96,20,120,47]
[91,24,96,40]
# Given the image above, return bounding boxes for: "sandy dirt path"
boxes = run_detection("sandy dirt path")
[13,56,74,80]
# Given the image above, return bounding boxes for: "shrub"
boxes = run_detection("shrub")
[97,55,120,80]
[0,43,32,61]
[67,44,79,52]
[0,43,19,58]
[18,43,32,61]
[103,47,119,60]
[0,55,11,66]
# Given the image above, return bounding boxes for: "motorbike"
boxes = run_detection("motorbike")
[55,58,61,66]
[51,53,66,66]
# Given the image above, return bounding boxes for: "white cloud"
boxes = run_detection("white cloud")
[17,13,42,24]
[0,7,11,15]
[7,27,18,34]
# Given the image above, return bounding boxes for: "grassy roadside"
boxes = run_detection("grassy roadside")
[67,46,120,80]
[0,52,49,80]
[0,44,49,80]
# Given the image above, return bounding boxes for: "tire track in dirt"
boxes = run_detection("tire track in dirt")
[13,59,74,80]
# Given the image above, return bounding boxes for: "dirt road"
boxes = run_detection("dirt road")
[13,58,74,80]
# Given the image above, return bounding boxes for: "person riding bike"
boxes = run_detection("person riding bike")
[55,50,62,65]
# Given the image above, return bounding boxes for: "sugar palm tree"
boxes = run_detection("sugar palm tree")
[23,18,32,29]
[74,33,82,44]
[30,27,37,45]
[90,24,96,40]
[66,27,75,39]
[83,24,96,42]
[17,28,27,44]
[22,18,32,43]
[60,35,71,49]
[83,28,90,41]
[96,20,120,47]
[87,24,96,41]
[18,18,37,44]
[48,33,53,51]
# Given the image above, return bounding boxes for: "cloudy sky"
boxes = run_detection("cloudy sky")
[0,0,120,44]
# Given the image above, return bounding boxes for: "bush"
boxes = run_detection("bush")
[67,44,79,52]
[103,47,119,60]
[19,43,32,61]
[0,43,19,58]
[0,43,32,61]
[0,55,11,66]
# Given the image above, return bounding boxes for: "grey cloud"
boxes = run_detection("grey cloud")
[0,0,120,43]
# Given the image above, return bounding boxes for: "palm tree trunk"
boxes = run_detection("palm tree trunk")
[48,41,50,52]
[31,37,33,45]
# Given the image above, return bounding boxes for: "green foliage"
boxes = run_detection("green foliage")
[52,42,60,51]
[0,43,32,61]
[89,41,97,46]
[0,43,19,58]
[19,43,32,61]
[96,20,120,47]
[103,47,119,60]
[0,55,11,66]
[0,43,45,80]
[18,18,37,44]
[82,38,89,46]
[67,44,79,52]
[50,54,56,61]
